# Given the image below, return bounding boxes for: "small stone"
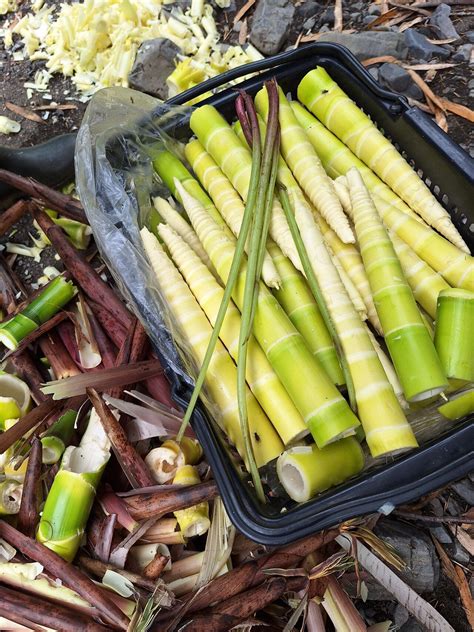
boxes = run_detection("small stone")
[404,29,451,61]
[368,67,379,80]
[379,63,412,92]
[319,24,331,33]
[467,31,474,44]
[295,0,321,20]
[429,3,459,40]
[249,0,295,56]
[318,6,334,25]
[303,16,317,30]
[452,541,470,565]
[128,38,181,99]
[429,498,444,517]
[317,32,408,60]
[446,496,462,516]
[429,525,452,545]
[393,604,410,628]
[452,43,473,62]
[451,479,474,506]
[368,3,381,15]
[374,519,440,593]
[400,619,424,632]
[363,14,376,25]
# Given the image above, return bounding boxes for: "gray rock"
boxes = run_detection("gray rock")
[404,29,451,61]
[379,63,423,99]
[296,0,321,20]
[429,498,444,517]
[429,4,459,40]
[400,619,424,632]
[368,3,381,15]
[363,14,376,25]
[374,520,440,593]
[317,32,408,60]
[446,496,462,516]
[452,43,473,62]
[368,67,379,81]
[249,0,295,56]
[319,6,334,25]
[319,24,331,33]
[467,31,474,44]
[393,603,410,628]
[429,525,452,545]
[303,16,317,30]
[452,541,470,565]
[128,38,181,99]
[452,479,474,505]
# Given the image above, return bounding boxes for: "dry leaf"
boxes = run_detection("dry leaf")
[238,17,248,46]
[364,7,401,29]
[5,102,46,125]
[408,62,457,70]
[398,15,424,32]
[334,0,343,32]
[233,0,256,24]
[427,37,458,44]
[448,525,474,555]
[439,98,474,123]
[33,104,78,111]
[427,95,448,132]
[362,55,400,66]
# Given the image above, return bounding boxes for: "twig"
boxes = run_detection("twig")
[10,350,49,403]
[0,521,129,630]
[0,199,31,236]
[394,510,474,525]
[17,438,43,538]
[78,555,157,592]
[334,0,343,32]
[0,170,86,223]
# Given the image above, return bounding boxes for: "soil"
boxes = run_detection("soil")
[0,2,472,631]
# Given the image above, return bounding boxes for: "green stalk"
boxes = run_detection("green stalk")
[44,210,91,250]
[277,438,364,503]
[438,389,474,421]
[297,67,468,252]
[278,187,357,411]
[236,85,279,501]
[268,241,345,386]
[347,167,447,402]
[41,409,77,464]
[434,289,474,382]
[176,184,360,447]
[37,409,111,561]
[0,276,76,351]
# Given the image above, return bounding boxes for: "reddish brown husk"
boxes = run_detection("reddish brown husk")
[87,387,155,488]
[10,351,49,403]
[177,576,308,632]
[143,553,170,580]
[0,169,86,223]
[78,556,157,592]
[0,398,62,453]
[0,603,46,631]
[39,331,82,379]
[0,199,31,236]
[34,209,130,328]
[0,585,109,632]
[88,309,117,368]
[124,480,219,521]
[17,438,43,538]
[0,521,129,630]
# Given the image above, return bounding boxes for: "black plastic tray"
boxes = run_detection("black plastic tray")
[159,43,474,544]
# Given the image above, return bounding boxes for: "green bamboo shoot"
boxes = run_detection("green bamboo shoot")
[37,409,111,561]
[40,409,77,465]
[184,139,281,289]
[347,167,447,402]
[390,232,450,319]
[298,67,468,252]
[175,185,360,447]
[141,227,284,466]
[255,87,354,244]
[159,222,308,445]
[277,438,364,502]
[434,289,474,382]
[268,241,344,385]
[438,389,474,420]
[189,104,301,271]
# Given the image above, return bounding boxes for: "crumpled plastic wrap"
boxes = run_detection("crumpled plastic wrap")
[75,86,207,405]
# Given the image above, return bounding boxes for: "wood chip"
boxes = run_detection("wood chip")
[33,104,78,111]
[334,0,343,32]
[5,102,46,125]
[408,62,457,70]
[233,0,256,24]
[238,17,248,46]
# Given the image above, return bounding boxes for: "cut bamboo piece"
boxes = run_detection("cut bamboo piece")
[184,140,281,289]
[372,194,473,291]
[347,167,447,403]
[298,67,468,252]
[255,87,354,244]
[434,289,474,382]
[159,223,307,445]
[438,389,474,421]
[172,465,210,538]
[141,227,283,467]
[277,438,364,502]
[281,184,417,456]
[189,105,301,272]
[390,232,451,319]
[153,196,213,270]
[268,241,344,386]
[176,185,360,447]
[316,214,382,333]
[0,480,23,515]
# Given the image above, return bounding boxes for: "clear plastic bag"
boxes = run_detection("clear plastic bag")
[76,86,209,405]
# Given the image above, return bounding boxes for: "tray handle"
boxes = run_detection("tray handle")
[168,42,403,108]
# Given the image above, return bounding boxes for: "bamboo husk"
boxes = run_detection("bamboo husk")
[39,332,82,379]
[0,521,129,630]
[0,585,109,632]
[17,438,42,537]
[78,556,157,592]
[87,310,117,369]
[124,480,219,521]
[10,351,49,404]
[86,300,128,348]
[0,399,62,454]
[0,170,86,223]
[0,611,46,631]
[87,388,155,488]
[180,575,308,632]
[0,200,31,236]
[143,553,169,579]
